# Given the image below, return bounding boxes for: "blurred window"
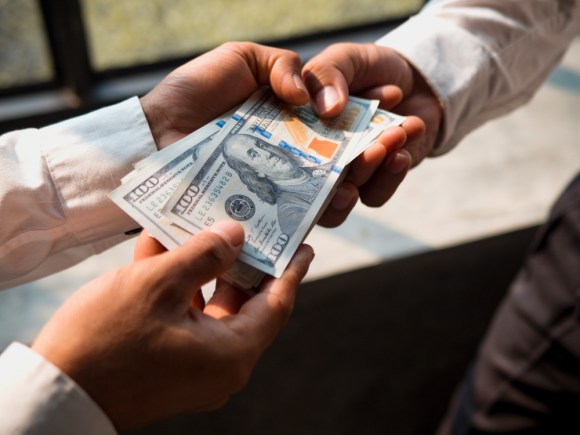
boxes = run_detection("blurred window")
[81,0,422,72]
[0,0,422,129]
[0,0,53,90]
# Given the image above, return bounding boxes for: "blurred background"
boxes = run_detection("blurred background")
[1,1,579,434]
[0,0,420,90]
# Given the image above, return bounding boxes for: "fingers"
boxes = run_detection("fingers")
[145,221,245,302]
[240,43,309,106]
[302,44,355,117]
[317,125,408,226]
[317,182,359,228]
[325,147,410,215]
[232,245,314,350]
[302,65,350,117]
[204,279,251,319]
[359,84,404,110]
[359,149,412,207]
[302,43,414,117]
[351,127,407,185]
[354,116,427,207]
[133,230,166,261]
[133,231,207,310]
[401,116,427,146]
[311,113,427,219]
[395,102,439,168]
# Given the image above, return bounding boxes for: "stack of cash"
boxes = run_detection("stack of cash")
[110,88,405,290]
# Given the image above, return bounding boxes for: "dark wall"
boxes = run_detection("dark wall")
[128,226,538,435]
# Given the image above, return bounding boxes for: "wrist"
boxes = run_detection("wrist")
[411,63,443,117]
[140,93,167,151]
[409,63,445,153]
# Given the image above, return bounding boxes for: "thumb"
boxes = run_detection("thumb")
[302,43,414,117]
[133,230,166,261]
[302,46,351,117]
[146,221,245,301]
[243,43,310,106]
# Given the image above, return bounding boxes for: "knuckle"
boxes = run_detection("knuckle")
[216,41,236,54]
[270,47,301,71]
[218,40,233,49]
[327,42,352,54]
[281,48,301,63]
[236,41,255,51]
[219,41,254,57]
[219,40,242,51]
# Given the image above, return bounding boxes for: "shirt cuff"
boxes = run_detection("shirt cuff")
[376,15,487,156]
[0,342,117,435]
[40,97,157,245]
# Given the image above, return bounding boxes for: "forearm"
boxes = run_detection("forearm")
[378,0,580,154]
[0,97,157,289]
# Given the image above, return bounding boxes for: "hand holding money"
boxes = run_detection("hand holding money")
[303,42,440,209]
[112,87,405,289]
[140,41,309,150]
[32,221,314,431]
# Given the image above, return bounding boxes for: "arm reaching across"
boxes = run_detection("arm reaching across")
[378,0,580,155]
[303,0,580,224]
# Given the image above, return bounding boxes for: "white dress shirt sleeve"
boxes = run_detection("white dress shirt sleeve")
[0,97,157,289]
[0,342,117,435]
[376,0,580,155]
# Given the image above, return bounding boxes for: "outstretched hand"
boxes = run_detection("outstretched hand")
[32,222,313,431]
[302,43,443,226]
[141,42,310,150]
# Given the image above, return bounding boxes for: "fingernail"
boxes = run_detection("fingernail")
[297,244,316,265]
[210,220,244,247]
[331,186,357,210]
[387,150,412,175]
[315,86,339,115]
[305,245,316,263]
[293,73,308,95]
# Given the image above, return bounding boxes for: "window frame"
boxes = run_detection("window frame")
[0,0,424,134]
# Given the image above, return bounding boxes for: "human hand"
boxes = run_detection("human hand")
[141,42,309,149]
[31,222,314,431]
[302,43,443,227]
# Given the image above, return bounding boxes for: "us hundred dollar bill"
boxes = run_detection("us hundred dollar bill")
[350,108,407,161]
[110,118,267,289]
[163,88,378,278]
[111,121,222,250]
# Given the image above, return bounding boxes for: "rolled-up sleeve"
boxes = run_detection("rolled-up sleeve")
[0,97,157,289]
[377,0,580,155]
